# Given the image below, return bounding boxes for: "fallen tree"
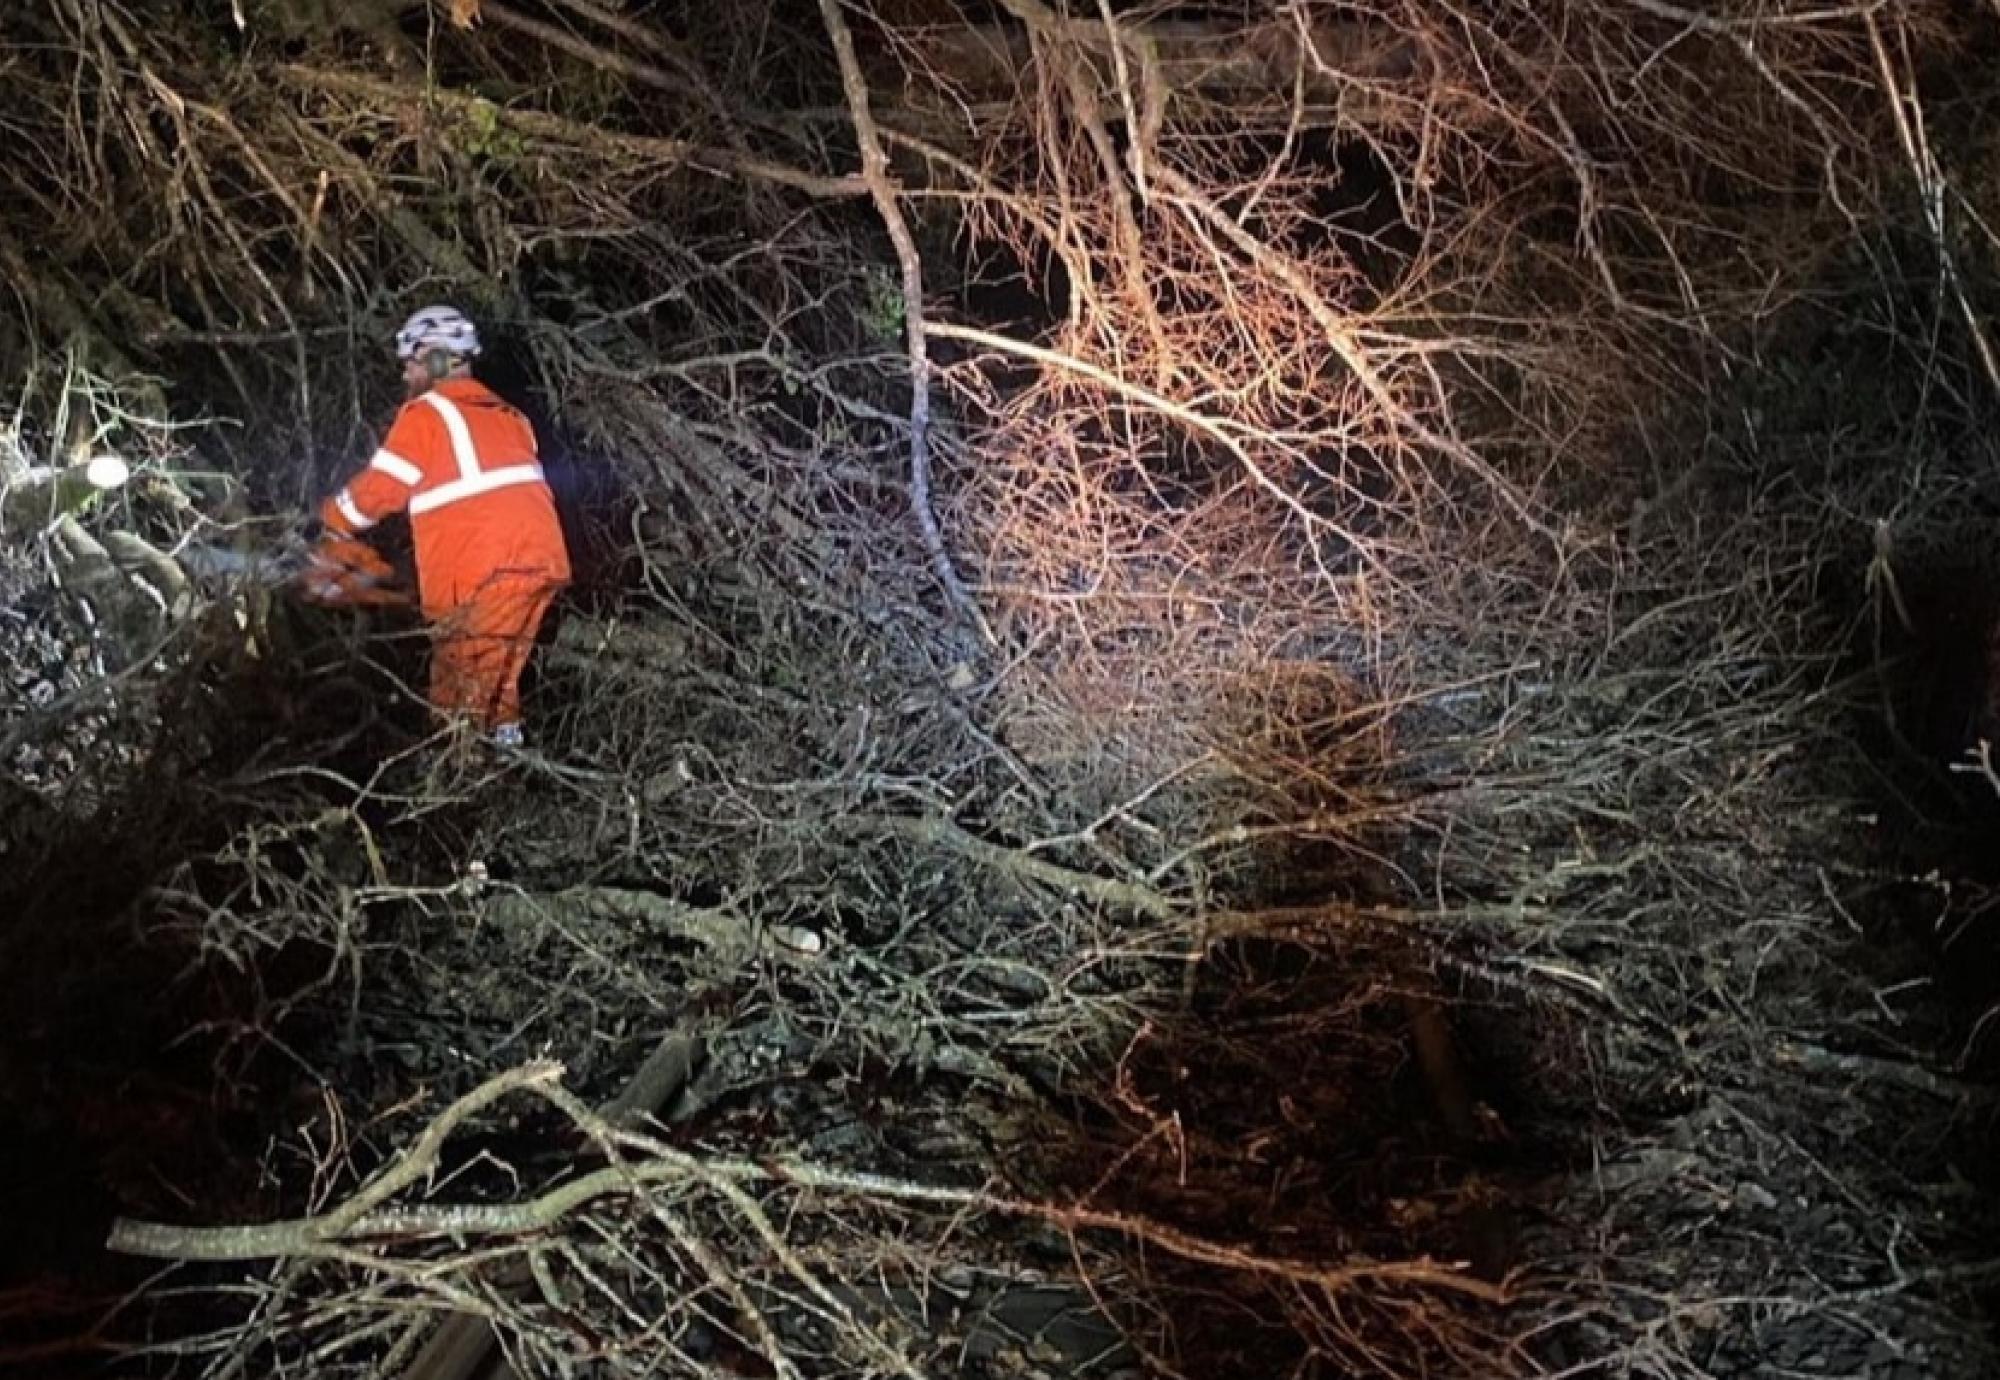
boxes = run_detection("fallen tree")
[5,1,2000,1377]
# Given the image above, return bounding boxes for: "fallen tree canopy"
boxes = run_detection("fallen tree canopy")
[6,0,2000,1376]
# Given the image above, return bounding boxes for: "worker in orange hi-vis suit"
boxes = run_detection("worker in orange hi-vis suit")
[305,306,571,747]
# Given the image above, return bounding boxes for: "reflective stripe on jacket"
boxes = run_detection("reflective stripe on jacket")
[320,378,570,615]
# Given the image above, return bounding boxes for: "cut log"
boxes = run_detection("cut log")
[1,465,129,538]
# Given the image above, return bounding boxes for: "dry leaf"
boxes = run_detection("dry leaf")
[449,0,482,29]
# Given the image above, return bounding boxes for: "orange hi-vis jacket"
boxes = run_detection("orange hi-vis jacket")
[320,378,570,617]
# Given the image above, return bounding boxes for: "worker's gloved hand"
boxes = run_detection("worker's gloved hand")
[296,535,407,607]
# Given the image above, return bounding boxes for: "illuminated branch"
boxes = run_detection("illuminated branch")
[110,1063,1508,1308]
[817,0,990,642]
[930,319,1384,575]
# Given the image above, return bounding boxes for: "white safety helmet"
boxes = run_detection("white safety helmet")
[394,305,482,362]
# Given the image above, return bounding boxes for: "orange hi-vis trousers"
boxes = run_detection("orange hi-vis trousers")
[428,574,559,732]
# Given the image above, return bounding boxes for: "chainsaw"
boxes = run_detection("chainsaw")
[176,529,410,608]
